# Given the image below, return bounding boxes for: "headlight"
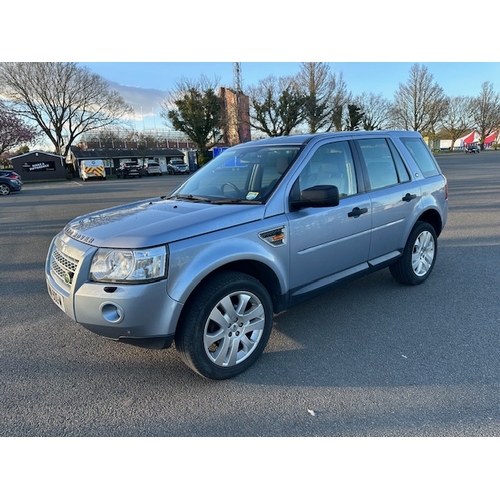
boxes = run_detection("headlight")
[90,246,168,283]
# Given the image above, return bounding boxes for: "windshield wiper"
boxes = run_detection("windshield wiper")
[168,194,214,203]
[211,198,262,204]
[166,194,262,205]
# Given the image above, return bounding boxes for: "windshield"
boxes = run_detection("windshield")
[169,144,301,203]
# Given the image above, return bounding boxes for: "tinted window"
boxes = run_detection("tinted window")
[400,137,441,178]
[357,138,407,190]
[298,141,357,197]
[387,140,410,183]
[357,139,416,189]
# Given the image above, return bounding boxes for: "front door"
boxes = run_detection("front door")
[287,140,372,298]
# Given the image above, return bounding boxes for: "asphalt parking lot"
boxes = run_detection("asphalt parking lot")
[1,153,499,438]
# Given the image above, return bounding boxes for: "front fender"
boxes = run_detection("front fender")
[167,219,290,304]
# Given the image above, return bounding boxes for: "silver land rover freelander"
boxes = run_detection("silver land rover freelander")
[46,131,448,379]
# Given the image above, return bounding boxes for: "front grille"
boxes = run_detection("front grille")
[51,247,79,285]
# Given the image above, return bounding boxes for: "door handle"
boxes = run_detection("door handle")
[348,207,368,218]
[402,193,417,202]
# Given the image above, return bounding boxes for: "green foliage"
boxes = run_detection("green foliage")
[345,104,365,131]
[167,87,223,164]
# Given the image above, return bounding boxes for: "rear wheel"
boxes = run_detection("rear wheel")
[175,271,273,379]
[390,222,437,285]
[0,183,11,195]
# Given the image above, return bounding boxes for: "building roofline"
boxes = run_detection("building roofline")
[9,150,64,160]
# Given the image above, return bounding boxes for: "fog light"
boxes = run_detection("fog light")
[101,303,124,323]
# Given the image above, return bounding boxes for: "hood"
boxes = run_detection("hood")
[64,197,266,248]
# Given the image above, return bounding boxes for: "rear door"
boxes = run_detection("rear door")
[353,137,421,263]
[287,139,372,296]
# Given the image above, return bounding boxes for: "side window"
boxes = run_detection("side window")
[298,141,357,197]
[357,138,408,190]
[387,140,410,183]
[260,154,290,188]
[400,137,441,178]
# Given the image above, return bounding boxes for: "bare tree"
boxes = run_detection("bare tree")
[354,92,392,130]
[471,82,500,149]
[0,62,132,157]
[390,63,447,137]
[295,62,350,133]
[248,75,305,137]
[440,96,475,150]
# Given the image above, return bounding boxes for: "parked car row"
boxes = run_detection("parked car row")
[116,160,191,179]
[0,170,23,195]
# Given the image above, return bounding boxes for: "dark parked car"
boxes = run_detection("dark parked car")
[0,170,23,195]
[465,144,480,153]
[117,162,142,178]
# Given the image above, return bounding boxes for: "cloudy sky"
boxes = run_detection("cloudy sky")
[82,61,499,130]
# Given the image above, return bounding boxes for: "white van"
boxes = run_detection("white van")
[79,160,106,181]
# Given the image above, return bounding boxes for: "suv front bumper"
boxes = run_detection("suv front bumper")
[45,233,180,348]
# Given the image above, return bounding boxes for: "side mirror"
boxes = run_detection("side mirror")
[290,185,340,210]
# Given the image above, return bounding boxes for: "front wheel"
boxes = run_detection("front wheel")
[175,271,273,379]
[390,222,437,285]
[0,183,11,195]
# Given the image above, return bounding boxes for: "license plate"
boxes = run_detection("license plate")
[47,279,65,312]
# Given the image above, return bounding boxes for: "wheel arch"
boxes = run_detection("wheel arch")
[182,259,282,315]
[416,208,443,237]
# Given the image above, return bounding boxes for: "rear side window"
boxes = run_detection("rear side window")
[400,137,441,178]
[357,138,409,190]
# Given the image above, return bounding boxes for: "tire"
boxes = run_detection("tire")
[390,222,437,285]
[0,183,11,195]
[175,271,273,379]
